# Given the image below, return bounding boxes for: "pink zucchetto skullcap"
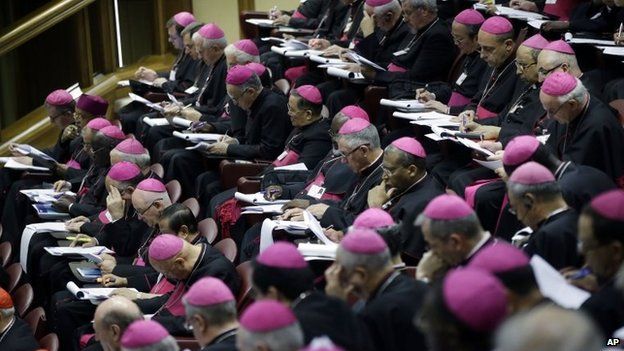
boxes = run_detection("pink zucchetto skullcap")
[245,62,267,76]
[99,125,126,140]
[295,85,323,105]
[257,242,307,269]
[469,241,529,274]
[234,39,260,56]
[365,0,392,6]
[115,138,146,155]
[226,65,255,86]
[443,268,508,332]
[45,89,73,106]
[508,161,555,185]
[340,228,388,254]
[590,189,624,221]
[86,117,111,131]
[198,23,225,39]
[480,16,513,35]
[183,277,235,307]
[148,234,184,261]
[543,39,575,55]
[423,194,474,220]
[339,105,369,121]
[301,337,346,351]
[454,9,485,25]
[502,135,540,166]
[240,300,298,333]
[173,12,195,27]
[353,208,395,229]
[107,161,141,181]
[121,320,170,348]
[136,178,167,192]
[391,137,426,158]
[521,34,550,50]
[76,94,109,116]
[338,118,370,135]
[541,71,577,96]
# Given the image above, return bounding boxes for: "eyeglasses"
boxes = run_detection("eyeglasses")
[382,165,400,176]
[338,143,370,158]
[538,63,563,77]
[228,89,249,105]
[515,61,536,71]
[136,198,162,215]
[545,100,568,119]
[183,317,195,331]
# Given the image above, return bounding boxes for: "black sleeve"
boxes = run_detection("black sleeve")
[153,312,191,336]
[320,206,356,230]
[69,203,103,217]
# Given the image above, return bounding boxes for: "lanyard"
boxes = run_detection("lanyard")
[344,160,382,210]
[478,59,516,108]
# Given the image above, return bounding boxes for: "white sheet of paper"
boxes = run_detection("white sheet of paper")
[474,4,546,20]
[456,137,494,156]
[380,99,426,110]
[274,163,308,171]
[31,204,70,220]
[602,47,624,56]
[234,192,289,205]
[142,117,169,127]
[15,144,55,162]
[66,281,138,300]
[528,19,547,29]
[537,134,550,144]
[473,158,503,171]
[297,243,337,259]
[4,159,49,171]
[259,219,277,252]
[44,246,114,256]
[566,37,616,46]
[172,117,192,128]
[246,18,275,26]
[326,67,365,80]
[529,255,591,309]
[345,52,386,71]
[172,131,223,143]
[308,55,344,65]
[241,204,284,214]
[303,211,338,247]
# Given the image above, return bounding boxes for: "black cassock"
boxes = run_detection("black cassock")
[0,317,39,351]
[522,208,580,270]
[293,291,373,351]
[384,175,445,263]
[201,329,238,351]
[320,155,384,230]
[546,95,624,181]
[358,272,428,351]
[581,279,624,338]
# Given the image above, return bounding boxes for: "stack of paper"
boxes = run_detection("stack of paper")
[234,192,289,205]
[304,211,338,247]
[566,37,616,46]
[326,67,365,80]
[381,99,426,111]
[128,93,164,113]
[32,203,70,219]
[245,18,275,26]
[66,281,137,301]
[20,189,76,203]
[297,243,337,259]
[44,246,114,256]
[274,163,308,171]
[13,144,56,162]
[172,131,223,143]
[3,159,49,171]
[241,204,284,215]
[529,255,591,309]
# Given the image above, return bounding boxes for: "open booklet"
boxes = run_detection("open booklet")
[44,246,114,256]
[66,281,138,301]
[381,99,426,111]
[234,192,290,205]
[3,159,49,172]
[32,203,70,220]
[270,46,323,57]
[20,189,76,203]
[128,93,165,113]
[345,52,386,71]
[142,116,193,128]
[13,144,56,162]
[529,255,591,309]
[172,131,223,143]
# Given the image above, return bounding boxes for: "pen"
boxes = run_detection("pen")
[568,267,592,280]
[66,236,92,242]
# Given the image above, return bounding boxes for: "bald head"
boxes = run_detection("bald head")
[149,239,199,282]
[495,305,603,351]
[131,188,172,228]
[537,50,580,83]
[94,297,143,351]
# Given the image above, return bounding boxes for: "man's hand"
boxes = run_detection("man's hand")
[135,67,158,81]
[541,21,570,32]
[54,180,72,192]
[152,77,169,88]
[273,14,291,26]
[416,88,436,102]
[55,163,70,176]
[281,199,310,210]
[52,196,73,213]
[264,185,283,201]
[309,39,331,50]
[424,100,450,114]
[325,228,344,243]
[562,268,599,293]
[615,31,624,46]
[219,135,239,145]
[510,0,539,12]
[61,125,80,143]
[206,142,228,155]
[343,63,362,73]
[278,207,305,221]
[324,263,353,300]
[181,107,202,122]
[69,233,97,248]
[307,203,329,219]
[452,110,475,125]
[110,288,140,300]
[479,140,503,153]
[463,122,500,140]
[106,186,125,221]
[8,143,25,157]
[367,181,395,208]
[323,45,347,57]
[98,254,117,274]
[100,274,128,287]
[360,65,377,80]
[416,251,449,282]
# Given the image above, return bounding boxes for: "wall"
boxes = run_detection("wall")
[192,0,240,43]
[255,0,300,11]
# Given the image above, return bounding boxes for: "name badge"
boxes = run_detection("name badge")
[545,0,556,4]
[393,49,408,57]
[455,72,468,86]
[277,151,289,161]
[348,41,356,49]
[185,86,199,94]
[307,184,326,199]
[169,69,177,81]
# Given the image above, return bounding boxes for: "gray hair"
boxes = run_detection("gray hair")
[233,73,262,92]
[181,22,204,37]
[101,308,143,333]
[370,0,402,16]
[495,305,603,351]
[339,124,381,149]
[555,78,586,104]
[0,307,15,319]
[224,44,260,64]
[237,323,304,351]
[506,181,561,202]
[336,246,391,273]
[541,50,580,72]
[405,0,437,14]
[416,212,483,241]
[121,335,180,351]
[192,32,227,50]
[110,149,151,170]
[183,300,237,327]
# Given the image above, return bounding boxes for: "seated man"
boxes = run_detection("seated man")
[182,277,239,350]
[120,320,180,351]
[0,288,39,351]
[252,242,372,350]
[325,229,428,351]
[89,297,144,351]
[237,300,304,351]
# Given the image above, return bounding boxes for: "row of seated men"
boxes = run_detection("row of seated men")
[1,0,624,349]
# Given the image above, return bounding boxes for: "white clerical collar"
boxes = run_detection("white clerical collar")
[467,231,492,259]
